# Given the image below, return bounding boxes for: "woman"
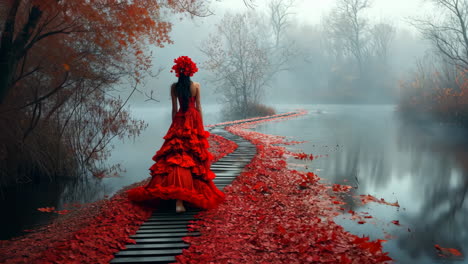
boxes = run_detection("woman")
[126,56,225,213]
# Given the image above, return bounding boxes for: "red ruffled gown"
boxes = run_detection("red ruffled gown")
[126,96,225,209]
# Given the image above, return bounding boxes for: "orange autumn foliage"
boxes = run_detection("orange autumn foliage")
[0,0,211,185]
[399,62,468,124]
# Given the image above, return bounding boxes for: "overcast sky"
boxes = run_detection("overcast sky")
[132,0,433,105]
[211,0,429,27]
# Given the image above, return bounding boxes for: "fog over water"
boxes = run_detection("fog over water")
[130,0,432,106]
[253,104,468,264]
[2,1,468,263]
[3,104,468,264]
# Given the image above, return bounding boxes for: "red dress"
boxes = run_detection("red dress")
[126,96,225,209]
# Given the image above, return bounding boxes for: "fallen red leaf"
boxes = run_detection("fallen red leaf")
[435,244,463,257]
[37,207,55,212]
[359,194,400,207]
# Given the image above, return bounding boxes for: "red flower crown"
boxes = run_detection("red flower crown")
[170,56,198,77]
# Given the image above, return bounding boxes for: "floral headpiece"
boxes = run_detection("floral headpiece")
[170,56,198,77]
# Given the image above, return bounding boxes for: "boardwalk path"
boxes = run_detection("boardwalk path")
[111,113,297,264]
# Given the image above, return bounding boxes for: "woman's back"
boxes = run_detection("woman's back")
[173,81,202,113]
[126,55,224,213]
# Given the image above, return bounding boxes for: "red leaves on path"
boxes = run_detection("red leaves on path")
[0,134,236,264]
[176,111,392,263]
[1,187,153,264]
[207,133,238,163]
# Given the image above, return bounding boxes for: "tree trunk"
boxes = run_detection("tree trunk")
[242,84,248,118]
[0,0,21,104]
[0,3,42,104]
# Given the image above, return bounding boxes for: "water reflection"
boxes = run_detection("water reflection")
[2,103,467,263]
[394,121,468,263]
[253,105,467,263]
[0,176,107,240]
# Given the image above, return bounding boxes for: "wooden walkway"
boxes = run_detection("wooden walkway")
[110,112,297,263]
[110,127,256,264]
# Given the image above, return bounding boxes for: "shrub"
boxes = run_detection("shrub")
[398,57,468,125]
[221,102,276,121]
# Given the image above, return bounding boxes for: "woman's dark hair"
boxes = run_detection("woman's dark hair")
[175,72,192,112]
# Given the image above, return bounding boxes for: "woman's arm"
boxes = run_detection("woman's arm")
[171,84,177,121]
[195,83,203,125]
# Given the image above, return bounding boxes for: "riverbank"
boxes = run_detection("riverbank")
[0,134,237,264]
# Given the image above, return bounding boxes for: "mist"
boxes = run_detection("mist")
[2,0,468,262]
[129,0,432,107]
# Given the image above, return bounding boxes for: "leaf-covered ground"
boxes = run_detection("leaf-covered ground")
[176,111,393,263]
[0,134,236,264]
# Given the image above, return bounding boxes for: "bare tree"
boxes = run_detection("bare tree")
[201,12,275,118]
[411,0,468,70]
[371,22,396,65]
[243,0,257,9]
[325,0,372,77]
[269,0,295,47]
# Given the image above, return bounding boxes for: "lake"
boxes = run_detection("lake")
[1,104,467,264]
[253,104,468,264]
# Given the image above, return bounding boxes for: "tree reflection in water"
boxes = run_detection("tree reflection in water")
[253,105,467,263]
[0,175,109,240]
[394,122,468,262]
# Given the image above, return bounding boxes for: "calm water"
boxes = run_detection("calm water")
[253,104,468,264]
[1,104,467,264]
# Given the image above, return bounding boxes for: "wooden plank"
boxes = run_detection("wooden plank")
[110,255,175,263]
[125,243,189,250]
[139,224,189,229]
[211,167,244,171]
[215,159,250,163]
[134,237,184,243]
[212,169,243,173]
[143,220,192,225]
[215,158,249,162]
[136,228,189,234]
[130,232,199,238]
[115,248,183,257]
[211,164,245,168]
[213,177,236,181]
[213,172,240,177]
[136,226,191,234]
[213,179,235,182]
[152,211,200,216]
[149,217,194,221]
[212,162,247,165]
